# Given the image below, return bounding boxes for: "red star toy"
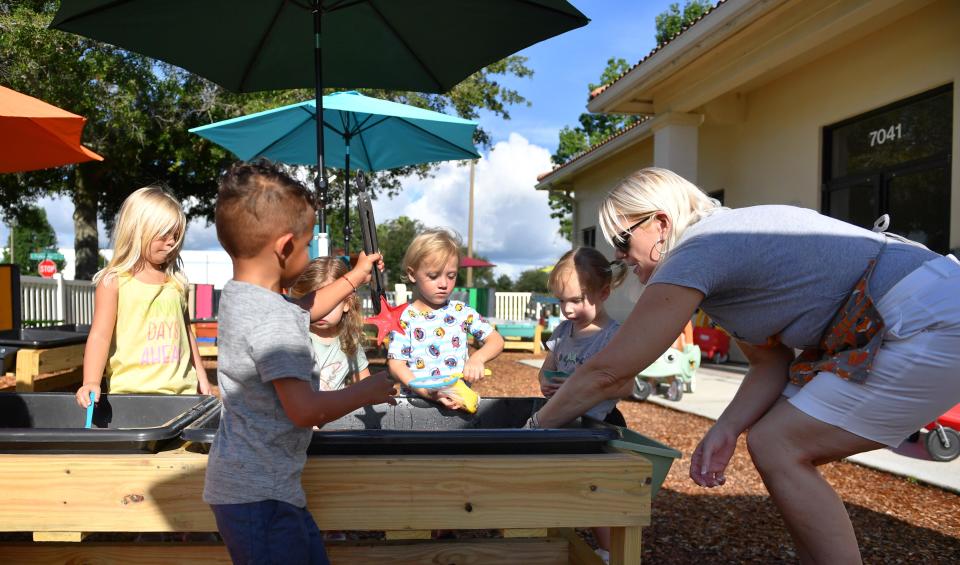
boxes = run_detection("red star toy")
[365,296,408,346]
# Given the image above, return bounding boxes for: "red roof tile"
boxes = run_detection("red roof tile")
[589,1,727,102]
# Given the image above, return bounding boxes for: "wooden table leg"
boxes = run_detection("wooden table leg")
[609,525,642,565]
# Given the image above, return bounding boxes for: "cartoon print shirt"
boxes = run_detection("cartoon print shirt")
[309,333,369,391]
[387,301,494,381]
[106,274,197,394]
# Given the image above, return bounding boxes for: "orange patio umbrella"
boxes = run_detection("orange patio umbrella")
[0,85,103,173]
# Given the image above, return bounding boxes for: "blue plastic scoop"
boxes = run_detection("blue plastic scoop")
[84,391,95,429]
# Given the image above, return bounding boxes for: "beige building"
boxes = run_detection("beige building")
[536,0,959,323]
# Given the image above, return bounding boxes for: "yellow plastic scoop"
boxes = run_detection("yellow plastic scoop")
[408,369,491,414]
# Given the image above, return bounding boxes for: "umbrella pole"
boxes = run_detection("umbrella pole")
[343,138,351,257]
[313,1,328,252]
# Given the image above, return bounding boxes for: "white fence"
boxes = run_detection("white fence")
[494,292,533,321]
[360,290,413,316]
[20,275,96,326]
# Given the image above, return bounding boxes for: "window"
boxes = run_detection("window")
[822,85,952,253]
[581,226,596,248]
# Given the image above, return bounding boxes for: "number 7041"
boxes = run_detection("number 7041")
[869,123,902,147]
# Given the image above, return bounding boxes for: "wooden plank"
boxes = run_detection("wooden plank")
[27,367,83,393]
[198,345,217,357]
[385,530,431,540]
[609,525,642,565]
[549,528,605,565]
[502,528,548,538]
[15,345,84,392]
[0,538,570,565]
[0,450,651,533]
[32,531,86,543]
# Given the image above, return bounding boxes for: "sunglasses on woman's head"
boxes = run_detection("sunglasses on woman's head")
[613,218,650,252]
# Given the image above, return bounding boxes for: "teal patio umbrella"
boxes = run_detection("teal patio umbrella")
[189,90,480,253]
[50,0,589,248]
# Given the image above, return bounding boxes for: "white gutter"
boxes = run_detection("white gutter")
[587,0,787,114]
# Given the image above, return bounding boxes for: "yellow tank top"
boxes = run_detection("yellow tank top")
[106,273,197,394]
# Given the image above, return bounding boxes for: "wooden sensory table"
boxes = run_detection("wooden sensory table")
[2,342,85,392]
[0,444,652,564]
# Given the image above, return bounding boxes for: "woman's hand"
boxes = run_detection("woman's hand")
[690,422,739,488]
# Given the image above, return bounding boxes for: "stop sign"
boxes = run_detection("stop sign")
[38,258,57,278]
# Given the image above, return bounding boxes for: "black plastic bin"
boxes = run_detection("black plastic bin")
[0,326,89,348]
[0,393,220,453]
[182,396,621,456]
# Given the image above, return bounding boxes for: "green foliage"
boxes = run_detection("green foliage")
[654,1,712,46]
[2,206,65,276]
[549,58,641,241]
[494,274,514,292]
[514,268,549,293]
[0,3,533,278]
[375,216,424,285]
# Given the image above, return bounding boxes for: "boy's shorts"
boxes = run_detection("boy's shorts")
[211,500,330,565]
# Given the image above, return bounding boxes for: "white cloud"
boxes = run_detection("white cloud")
[372,133,569,279]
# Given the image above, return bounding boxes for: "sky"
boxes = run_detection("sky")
[2,1,676,285]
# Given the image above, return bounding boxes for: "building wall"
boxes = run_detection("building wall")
[569,138,654,322]
[698,0,959,243]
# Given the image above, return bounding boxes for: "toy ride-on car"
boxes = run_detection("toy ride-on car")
[631,344,701,402]
[909,403,960,462]
[693,326,730,364]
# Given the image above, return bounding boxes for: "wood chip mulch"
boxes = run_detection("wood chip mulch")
[455,351,960,564]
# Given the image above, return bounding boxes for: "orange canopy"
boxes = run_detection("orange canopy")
[0,85,103,173]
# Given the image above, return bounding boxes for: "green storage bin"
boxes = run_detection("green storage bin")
[605,426,682,499]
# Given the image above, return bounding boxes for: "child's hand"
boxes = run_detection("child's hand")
[197,378,213,396]
[539,374,561,398]
[353,371,398,406]
[462,358,486,384]
[433,391,463,411]
[350,251,384,285]
[75,383,101,408]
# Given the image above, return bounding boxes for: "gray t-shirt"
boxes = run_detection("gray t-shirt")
[309,334,369,391]
[545,319,621,420]
[648,205,938,349]
[203,281,314,508]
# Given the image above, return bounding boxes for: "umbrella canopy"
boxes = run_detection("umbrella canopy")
[460,256,495,268]
[189,91,479,171]
[51,1,588,94]
[0,86,103,173]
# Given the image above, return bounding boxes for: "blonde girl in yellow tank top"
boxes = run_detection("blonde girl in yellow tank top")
[75,186,211,408]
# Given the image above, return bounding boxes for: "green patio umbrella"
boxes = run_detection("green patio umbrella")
[50,0,589,252]
[189,90,480,253]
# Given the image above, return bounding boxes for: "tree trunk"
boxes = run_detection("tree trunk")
[73,164,100,281]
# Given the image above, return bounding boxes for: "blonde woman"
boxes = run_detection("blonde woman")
[290,257,370,391]
[530,167,960,563]
[76,186,210,407]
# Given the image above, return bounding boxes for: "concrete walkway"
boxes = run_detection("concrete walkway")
[519,359,960,494]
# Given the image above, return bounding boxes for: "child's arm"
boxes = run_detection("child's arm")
[462,330,504,384]
[76,276,119,408]
[183,311,211,395]
[354,367,371,381]
[387,358,460,409]
[294,251,383,323]
[273,372,397,427]
[538,352,562,398]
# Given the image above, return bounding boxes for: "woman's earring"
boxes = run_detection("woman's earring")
[652,239,666,261]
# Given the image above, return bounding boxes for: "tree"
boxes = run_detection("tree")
[375,216,424,286]
[494,274,514,292]
[514,268,549,293]
[0,3,534,279]
[655,1,712,46]
[2,206,65,276]
[549,58,641,241]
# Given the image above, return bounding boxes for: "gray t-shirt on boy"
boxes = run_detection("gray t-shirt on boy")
[204,280,314,508]
[648,205,937,349]
[310,334,369,391]
[545,319,621,420]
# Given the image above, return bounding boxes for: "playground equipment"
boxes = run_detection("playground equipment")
[917,403,960,462]
[632,344,702,402]
[492,320,544,355]
[693,310,730,364]
[0,395,680,563]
